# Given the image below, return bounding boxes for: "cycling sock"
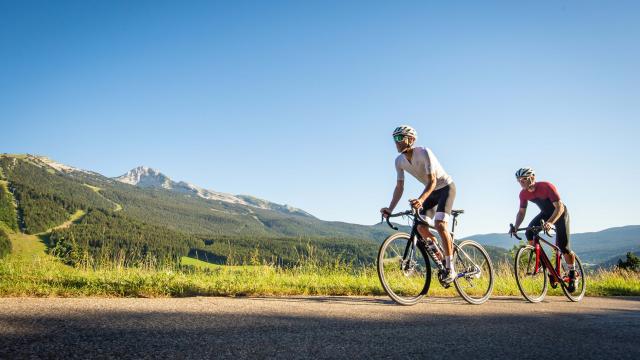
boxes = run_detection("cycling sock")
[567,263,576,271]
[445,256,454,271]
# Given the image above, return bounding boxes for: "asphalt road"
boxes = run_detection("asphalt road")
[1,296,638,359]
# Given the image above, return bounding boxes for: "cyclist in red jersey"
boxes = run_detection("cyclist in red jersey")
[509,167,577,292]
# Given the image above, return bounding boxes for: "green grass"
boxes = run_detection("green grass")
[83,184,102,192]
[181,256,228,270]
[1,227,639,297]
[37,209,86,235]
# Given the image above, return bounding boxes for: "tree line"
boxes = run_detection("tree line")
[190,235,379,266]
[49,209,198,268]
[0,181,18,232]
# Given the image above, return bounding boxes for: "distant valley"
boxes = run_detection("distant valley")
[463,226,640,265]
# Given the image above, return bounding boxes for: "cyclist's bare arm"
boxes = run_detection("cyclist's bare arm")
[546,200,565,225]
[513,207,527,231]
[381,180,404,217]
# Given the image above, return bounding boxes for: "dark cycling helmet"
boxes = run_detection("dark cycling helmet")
[392,125,417,139]
[515,167,535,178]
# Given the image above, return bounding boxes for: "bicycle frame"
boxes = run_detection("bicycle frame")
[394,210,480,278]
[529,235,567,284]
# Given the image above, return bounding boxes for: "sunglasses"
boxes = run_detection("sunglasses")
[393,135,406,142]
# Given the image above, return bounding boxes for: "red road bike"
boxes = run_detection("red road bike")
[510,223,586,302]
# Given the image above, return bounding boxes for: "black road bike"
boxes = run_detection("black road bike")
[377,209,494,305]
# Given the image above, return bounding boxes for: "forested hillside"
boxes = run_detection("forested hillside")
[0,180,18,232]
[0,156,113,233]
[190,235,379,266]
[0,154,392,268]
[49,209,198,267]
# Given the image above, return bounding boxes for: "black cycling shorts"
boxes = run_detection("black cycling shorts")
[419,182,456,222]
[525,208,571,254]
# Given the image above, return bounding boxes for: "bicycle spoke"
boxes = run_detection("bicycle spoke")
[514,246,548,303]
[377,233,430,305]
[453,241,494,305]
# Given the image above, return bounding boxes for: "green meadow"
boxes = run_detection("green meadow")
[1,226,638,298]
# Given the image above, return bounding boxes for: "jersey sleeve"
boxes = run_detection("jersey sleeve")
[424,148,435,174]
[519,191,528,208]
[395,157,405,181]
[546,182,561,202]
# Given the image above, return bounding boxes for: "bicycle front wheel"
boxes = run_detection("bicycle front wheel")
[453,240,494,305]
[514,245,548,303]
[377,232,431,305]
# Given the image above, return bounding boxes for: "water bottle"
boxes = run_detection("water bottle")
[425,240,443,267]
[429,240,443,260]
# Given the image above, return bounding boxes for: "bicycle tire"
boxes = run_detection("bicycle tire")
[560,254,586,302]
[452,240,494,305]
[514,245,548,303]
[377,232,431,305]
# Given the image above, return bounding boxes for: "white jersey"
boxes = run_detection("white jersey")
[395,147,453,190]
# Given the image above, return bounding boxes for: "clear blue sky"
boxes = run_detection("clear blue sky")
[2,1,639,237]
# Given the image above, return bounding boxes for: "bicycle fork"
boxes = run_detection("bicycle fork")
[400,236,420,273]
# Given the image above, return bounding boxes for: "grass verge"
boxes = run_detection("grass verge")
[1,230,639,297]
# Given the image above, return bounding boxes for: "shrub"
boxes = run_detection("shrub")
[0,228,11,257]
[618,252,640,272]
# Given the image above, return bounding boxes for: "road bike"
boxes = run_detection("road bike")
[378,209,494,305]
[510,223,586,302]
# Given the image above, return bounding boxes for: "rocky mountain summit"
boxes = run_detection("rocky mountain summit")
[115,166,313,217]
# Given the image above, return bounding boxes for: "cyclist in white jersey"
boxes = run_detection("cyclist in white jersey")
[380,125,458,283]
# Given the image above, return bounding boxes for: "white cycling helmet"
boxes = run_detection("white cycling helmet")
[392,125,417,139]
[515,167,535,178]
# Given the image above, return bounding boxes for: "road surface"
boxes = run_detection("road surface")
[1,296,638,359]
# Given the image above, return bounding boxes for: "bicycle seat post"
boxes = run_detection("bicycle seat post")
[450,210,463,233]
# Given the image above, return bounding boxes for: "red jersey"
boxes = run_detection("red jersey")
[519,181,561,215]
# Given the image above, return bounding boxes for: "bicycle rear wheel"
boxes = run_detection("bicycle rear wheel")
[559,254,586,302]
[453,240,494,305]
[377,232,431,305]
[514,245,548,303]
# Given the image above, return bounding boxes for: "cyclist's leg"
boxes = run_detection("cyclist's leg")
[555,210,575,265]
[432,183,456,280]
[424,207,436,219]
[433,183,456,257]
[416,197,438,242]
[555,209,577,291]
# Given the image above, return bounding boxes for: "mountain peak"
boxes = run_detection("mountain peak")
[113,166,314,218]
[115,166,172,189]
